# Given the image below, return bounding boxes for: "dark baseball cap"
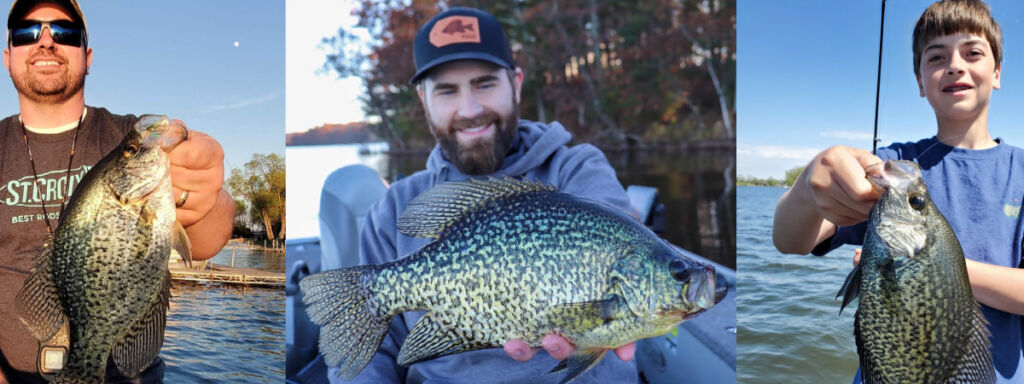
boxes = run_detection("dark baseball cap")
[410,7,515,84]
[8,0,87,30]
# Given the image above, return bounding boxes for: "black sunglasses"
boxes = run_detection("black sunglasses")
[9,20,85,47]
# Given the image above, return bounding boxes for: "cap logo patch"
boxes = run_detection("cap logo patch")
[429,16,480,48]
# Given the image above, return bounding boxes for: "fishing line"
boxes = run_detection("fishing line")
[872,0,887,155]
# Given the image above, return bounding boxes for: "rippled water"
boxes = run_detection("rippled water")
[736,186,859,383]
[163,246,285,383]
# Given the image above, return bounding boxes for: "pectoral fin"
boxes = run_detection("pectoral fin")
[546,294,628,333]
[172,221,192,269]
[15,238,68,341]
[112,272,170,377]
[836,263,862,315]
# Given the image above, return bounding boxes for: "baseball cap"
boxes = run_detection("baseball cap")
[410,7,515,84]
[8,0,87,31]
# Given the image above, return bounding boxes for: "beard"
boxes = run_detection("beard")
[11,49,86,104]
[429,102,519,176]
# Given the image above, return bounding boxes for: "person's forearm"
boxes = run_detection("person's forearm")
[966,259,1024,315]
[184,189,235,260]
[772,169,835,254]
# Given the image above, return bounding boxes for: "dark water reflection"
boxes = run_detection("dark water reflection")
[164,246,285,383]
[381,149,736,270]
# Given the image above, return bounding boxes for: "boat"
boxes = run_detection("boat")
[285,164,736,383]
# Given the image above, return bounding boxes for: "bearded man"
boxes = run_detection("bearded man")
[331,7,639,384]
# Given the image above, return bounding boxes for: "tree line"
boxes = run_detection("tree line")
[323,0,735,149]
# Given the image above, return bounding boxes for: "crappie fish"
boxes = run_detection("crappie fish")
[837,160,994,383]
[301,178,725,383]
[16,115,191,383]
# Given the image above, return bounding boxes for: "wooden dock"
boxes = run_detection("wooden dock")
[170,263,285,288]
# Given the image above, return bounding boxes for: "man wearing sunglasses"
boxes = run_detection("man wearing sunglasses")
[0,0,234,383]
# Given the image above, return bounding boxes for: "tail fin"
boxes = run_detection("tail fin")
[299,266,391,379]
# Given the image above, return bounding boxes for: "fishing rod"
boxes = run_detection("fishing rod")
[872,0,886,155]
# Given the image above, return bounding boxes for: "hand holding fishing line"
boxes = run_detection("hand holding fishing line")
[165,118,226,227]
[804,146,883,227]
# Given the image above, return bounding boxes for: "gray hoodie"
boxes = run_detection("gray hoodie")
[332,120,637,383]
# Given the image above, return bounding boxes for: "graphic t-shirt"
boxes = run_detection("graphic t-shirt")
[0,107,165,383]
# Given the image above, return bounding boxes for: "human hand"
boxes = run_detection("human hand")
[503,334,635,362]
[854,248,861,267]
[804,146,882,226]
[165,119,225,227]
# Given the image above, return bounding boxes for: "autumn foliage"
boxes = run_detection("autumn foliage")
[323,0,735,149]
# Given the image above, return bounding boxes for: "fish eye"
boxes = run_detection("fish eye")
[908,194,925,210]
[670,259,692,282]
[123,144,139,158]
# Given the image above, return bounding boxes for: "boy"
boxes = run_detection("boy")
[773,0,1024,382]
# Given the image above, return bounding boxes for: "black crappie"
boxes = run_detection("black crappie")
[837,160,994,383]
[15,115,191,384]
[301,178,725,383]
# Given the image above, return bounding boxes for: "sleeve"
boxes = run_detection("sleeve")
[329,194,408,383]
[811,221,868,256]
[554,143,634,217]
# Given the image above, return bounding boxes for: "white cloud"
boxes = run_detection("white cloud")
[208,93,278,111]
[736,145,821,160]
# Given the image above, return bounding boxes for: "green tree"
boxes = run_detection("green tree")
[228,153,286,247]
[784,166,805,187]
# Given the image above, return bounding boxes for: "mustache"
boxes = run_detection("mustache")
[451,110,499,131]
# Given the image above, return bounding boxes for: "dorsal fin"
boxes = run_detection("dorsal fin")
[397,177,558,238]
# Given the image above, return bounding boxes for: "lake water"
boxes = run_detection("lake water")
[163,245,285,383]
[286,143,735,269]
[736,186,860,383]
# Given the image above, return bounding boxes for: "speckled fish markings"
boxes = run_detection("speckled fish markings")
[15,115,191,384]
[838,160,994,384]
[301,178,724,383]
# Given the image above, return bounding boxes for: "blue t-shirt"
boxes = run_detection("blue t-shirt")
[817,137,1024,383]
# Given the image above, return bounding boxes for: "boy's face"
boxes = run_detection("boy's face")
[916,33,1000,123]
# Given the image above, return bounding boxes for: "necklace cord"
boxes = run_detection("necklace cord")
[19,112,86,235]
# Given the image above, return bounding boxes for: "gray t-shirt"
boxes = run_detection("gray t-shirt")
[0,106,165,383]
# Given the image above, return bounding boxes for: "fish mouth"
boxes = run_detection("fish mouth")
[866,160,920,192]
[681,265,718,312]
[137,115,189,151]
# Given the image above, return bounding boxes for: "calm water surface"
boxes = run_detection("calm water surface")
[287,143,735,269]
[163,246,285,383]
[736,186,859,383]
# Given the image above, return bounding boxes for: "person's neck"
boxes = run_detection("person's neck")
[18,95,86,131]
[935,108,997,150]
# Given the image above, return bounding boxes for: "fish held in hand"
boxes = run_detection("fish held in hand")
[15,115,191,383]
[837,160,994,384]
[301,178,725,383]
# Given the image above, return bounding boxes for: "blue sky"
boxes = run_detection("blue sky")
[0,1,285,174]
[286,0,367,134]
[738,0,1024,179]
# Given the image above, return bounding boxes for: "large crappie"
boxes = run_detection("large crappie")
[16,115,191,383]
[301,178,725,383]
[837,160,994,383]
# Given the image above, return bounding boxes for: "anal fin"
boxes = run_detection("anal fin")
[112,272,170,377]
[16,238,68,342]
[171,221,192,269]
[396,314,478,366]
